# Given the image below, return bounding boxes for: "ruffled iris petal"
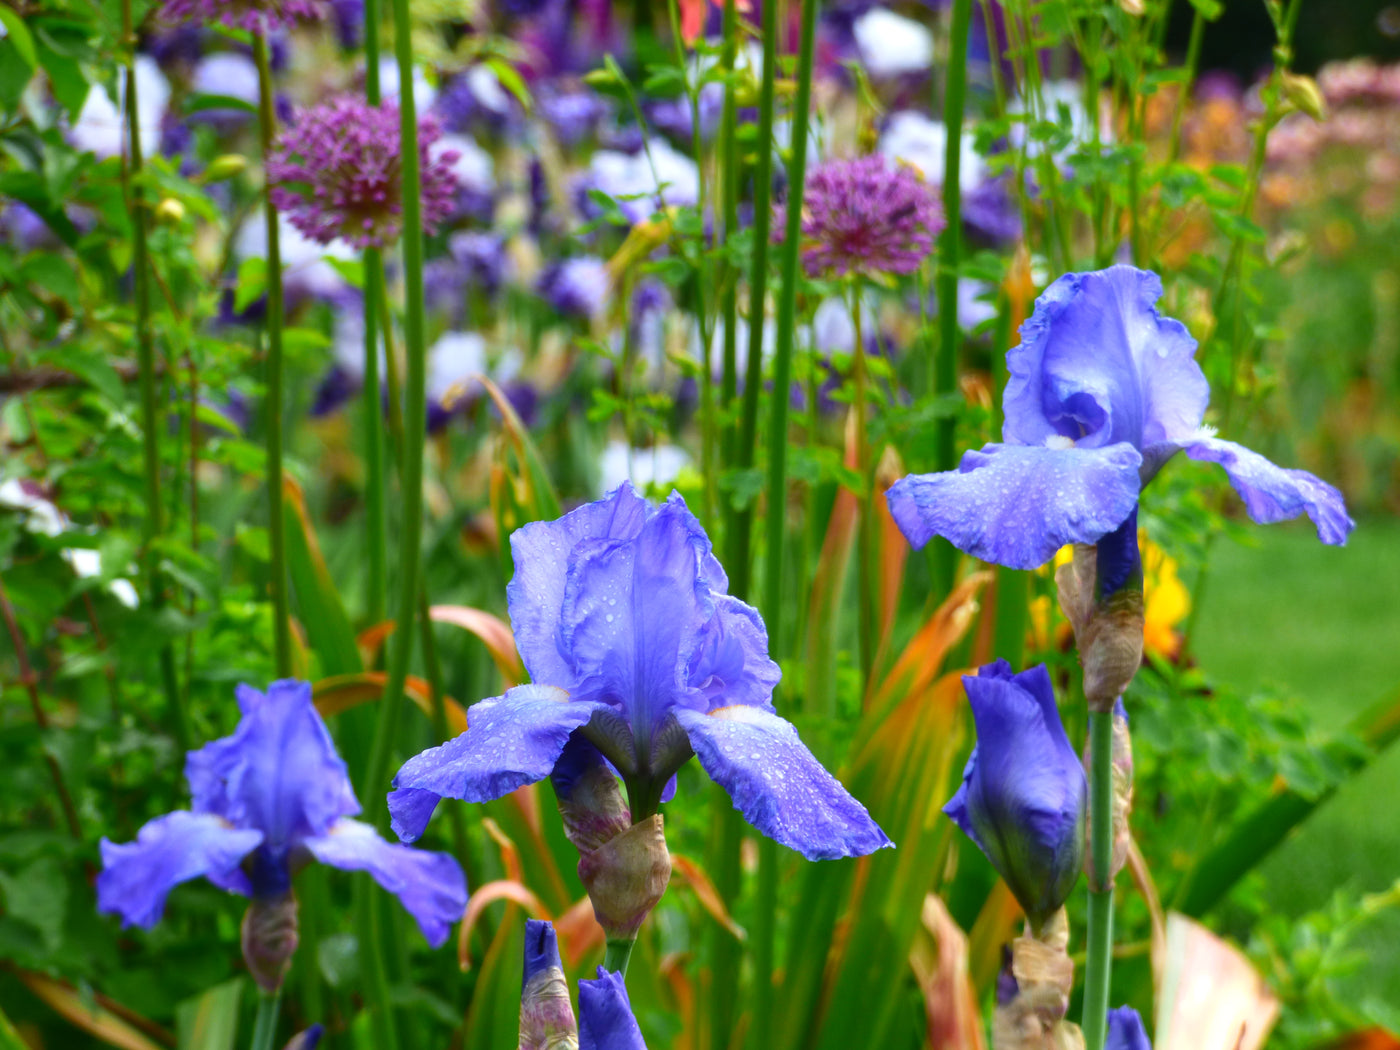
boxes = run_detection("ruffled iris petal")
[96,811,264,928]
[885,442,1143,570]
[1004,266,1207,451]
[301,818,466,947]
[185,679,359,846]
[578,968,648,1050]
[1106,1006,1152,1050]
[507,483,651,689]
[1184,436,1354,545]
[675,706,891,861]
[388,684,603,842]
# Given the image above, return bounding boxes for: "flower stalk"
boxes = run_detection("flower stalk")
[249,991,282,1050]
[1080,708,1115,1050]
[252,31,293,678]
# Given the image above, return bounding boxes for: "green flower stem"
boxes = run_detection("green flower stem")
[248,990,281,1050]
[362,252,389,624]
[1080,707,1116,1050]
[709,0,772,1042]
[718,0,741,474]
[121,0,189,749]
[253,33,292,678]
[849,283,873,688]
[603,939,635,978]
[751,2,819,1048]
[931,0,972,598]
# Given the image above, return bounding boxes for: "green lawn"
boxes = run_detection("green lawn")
[1192,515,1400,1002]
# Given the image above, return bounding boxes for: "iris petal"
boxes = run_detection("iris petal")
[578,968,648,1050]
[675,705,891,860]
[97,811,264,928]
[388,684,604,842]
[885,442,1143,570]
[302,818,466,947]
[1184,436,1354,546]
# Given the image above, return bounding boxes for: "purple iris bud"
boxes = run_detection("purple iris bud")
[887,266,1355,570]
[96,680,467,946]
[944,661,1085,929]
[520,919,577,1049]
[1106,1006,1152,1050]
[578,967,647,1050]
[389,484,891,861]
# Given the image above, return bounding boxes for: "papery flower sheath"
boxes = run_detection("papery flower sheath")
[944,661,1086,928]
[389,483,890,861]
[519,920,577,1050]
[887,266,1354,569]
[97,680,466,946]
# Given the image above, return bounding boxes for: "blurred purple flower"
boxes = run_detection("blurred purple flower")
[1106,1006,1152,1050]
[538,82,612,145]
[328,0,362,48]
[789,154,944,278]
[449,231,509,297]
[97,680,466,945]
[646,82,724,143]
[944,661,1085,928]
[267,97,460,250]
[158,0,321,34]
[389,484,890,861]
[537,256,611,320]
[887,266,1354,569]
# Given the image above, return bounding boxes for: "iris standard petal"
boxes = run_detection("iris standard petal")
[301,818,467,947]
[1184,436,1354,545]
[1105,1006,1152,1050]
[185,679,359,845]
[96,811,264,928]
[507,483,651,688]
[687,594,782,713]
[944,662,1086,925]
[578,967,648,1050]
[885,442,1143,570]
[674,705,892,860]
[560,494,714,733]
[522,917,563,985]
[1004,266,1207,451]
[388,684,603,842]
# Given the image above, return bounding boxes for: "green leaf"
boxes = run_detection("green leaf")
[176,979,243,1050]
[0,858,68,952]
[185,93,257,116]
[36,40,86,118]
[283,478,362,677]
[234,256,266,314]
[484,57,531,112]
[0,8,37,68]
[18,252,80,305]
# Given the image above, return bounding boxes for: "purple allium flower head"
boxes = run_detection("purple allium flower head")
[158,0,321,34]
[267,97,461,250]
[537,256,611,320]
[578,967,647,1050]
[887,266,1355,570]
[1106,1006,1152,1050]
[791,154,944,278]
[389,484,891,861]
[944,661,1086,928]
[96,680,466,944]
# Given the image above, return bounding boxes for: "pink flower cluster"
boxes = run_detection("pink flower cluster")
[267,97,462,251]
[790,154,944,278]
[159,0,322,33]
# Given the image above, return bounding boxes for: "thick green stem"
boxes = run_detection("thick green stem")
[850,286,873,687]
[121,0,189,748]
[603,939,635,977]
[248,990,281,1050]
[253,34,292,677]
[751,3,818,1048]
[1081,708,1116,1050]
[362,251,389,625]
[931,0,972,598]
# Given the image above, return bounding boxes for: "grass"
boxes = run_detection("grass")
[1192,515,1400,997]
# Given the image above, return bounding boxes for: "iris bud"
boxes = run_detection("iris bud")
[241,891,299,993]
[519,920,579,1050]
[577,815,671,947]
[1057,512,1145,713]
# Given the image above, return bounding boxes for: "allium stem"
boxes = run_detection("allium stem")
[752,3,819,1048]
[248,990,281,1050]
[849,285,874,689]
[121,0,189,750]
[1081,707,1116,1050]
[253,32,293,678]
[931,0,972,598]
[362,255,389,624]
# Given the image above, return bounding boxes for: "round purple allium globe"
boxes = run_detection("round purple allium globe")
[267,97,461,251]
[793,154,944,278]
[159,0,321,32]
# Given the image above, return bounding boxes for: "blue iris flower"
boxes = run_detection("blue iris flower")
[1106,1006,1152,1050]
[944,661,1086,928]
[578,967,648,1050]
[389,483,890,861]
[887,265,1354,570]
[97,680,467,946]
